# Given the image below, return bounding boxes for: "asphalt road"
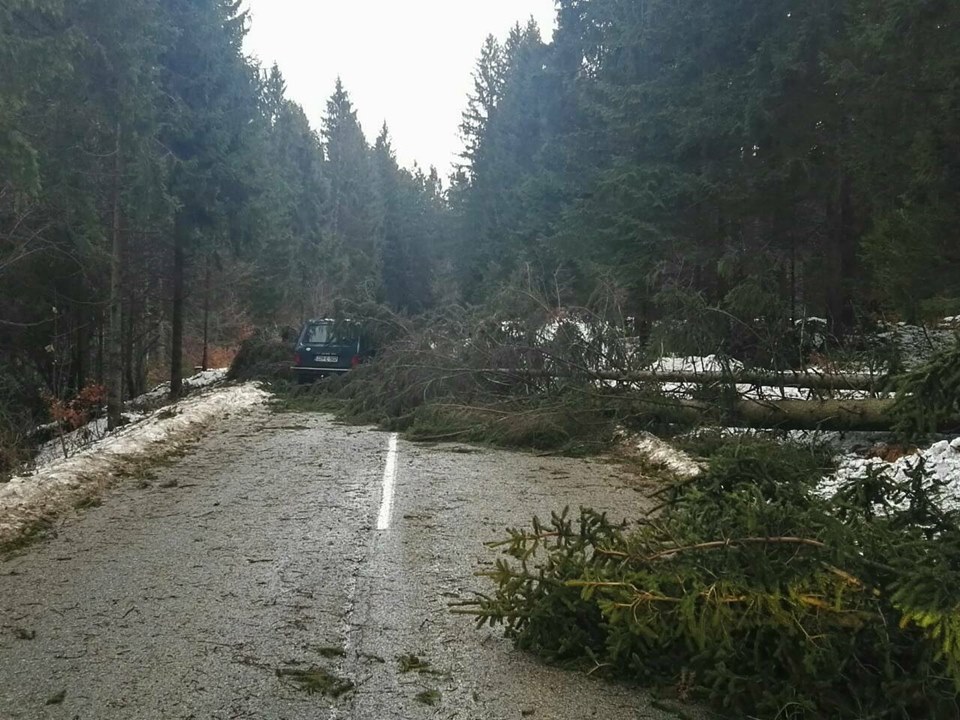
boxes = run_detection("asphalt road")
[0,410,697,720]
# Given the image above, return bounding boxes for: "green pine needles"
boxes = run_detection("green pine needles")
[890,344,960,438]
[458,439,960,719]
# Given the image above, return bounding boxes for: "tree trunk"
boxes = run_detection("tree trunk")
[495,367,950,430]
[789,238,797,324]
[498,368,884,392]
[170,222,186,400]
[201,256,211,371]
[96,310,104,386]
[74,307,89,392]
[827,114,857,335]
[838,168,857,329]
[107,122,124,430]
[627,396,904,432]
[123,291,136,400]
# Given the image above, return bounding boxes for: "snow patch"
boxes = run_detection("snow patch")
[33,369,230,466]
[825,438,960,512]
[877,322,958,369]
[130,368,229,408]
[648,354,744,374]
[631,432,703,480]
[34,413,144,467]
[675,426,960,510]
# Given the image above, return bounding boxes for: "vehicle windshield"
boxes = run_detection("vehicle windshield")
[301,322,358,345]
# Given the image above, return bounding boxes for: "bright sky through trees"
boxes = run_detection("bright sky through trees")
[242,0,557,176]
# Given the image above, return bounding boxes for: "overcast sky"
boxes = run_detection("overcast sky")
[242,1,557,178]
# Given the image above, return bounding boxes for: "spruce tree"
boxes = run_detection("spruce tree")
[159,0,261,397]
[322,79,380,302]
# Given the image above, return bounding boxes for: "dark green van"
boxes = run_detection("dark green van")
[292,318,372,383]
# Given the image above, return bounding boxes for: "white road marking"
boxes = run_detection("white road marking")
[376,433,400,531]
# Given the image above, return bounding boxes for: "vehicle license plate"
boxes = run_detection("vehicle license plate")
[316,355,338,363]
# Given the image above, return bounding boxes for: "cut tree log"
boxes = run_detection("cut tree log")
[485,368,960,431]
[491,368,885,392]
[630,397,898,432]
[598,369,882,392]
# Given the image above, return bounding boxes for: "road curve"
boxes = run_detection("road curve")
[0,410,698,719]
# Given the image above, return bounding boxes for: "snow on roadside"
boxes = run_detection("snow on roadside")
[33,413,146,467]
[632,432,703,480]
[824,437,960,512]
[33,369,230,466]
[670,425,960,511]
[0,381,268,547]
[129,368,229,408]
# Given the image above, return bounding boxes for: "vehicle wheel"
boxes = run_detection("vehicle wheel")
[296,374,312,385]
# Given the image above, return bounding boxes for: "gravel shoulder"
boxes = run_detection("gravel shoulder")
[0,410,701,720]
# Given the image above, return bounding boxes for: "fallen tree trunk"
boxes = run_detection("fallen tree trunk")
[631,397,899,432]
[487,369,960,431]
[491,368,885,392]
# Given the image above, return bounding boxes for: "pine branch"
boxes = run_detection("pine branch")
[642,537,827,563]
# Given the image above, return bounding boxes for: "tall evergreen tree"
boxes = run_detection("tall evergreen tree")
[373,125,443,313]
[839,0,960,321]
[374,123,408,310]
[322,78,380,301]
[159,0,261,397]
[250,65,329,323]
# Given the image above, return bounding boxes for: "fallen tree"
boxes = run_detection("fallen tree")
[457,438,960,719]
[254,300,960,439]
[623,395,898,432]
[479,367,951,432]
[489,367,885,392]
[485,349,960,432]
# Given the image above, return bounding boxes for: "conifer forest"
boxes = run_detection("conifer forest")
[2,0,959,426]
[2,2,960,718]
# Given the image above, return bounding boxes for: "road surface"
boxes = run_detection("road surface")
[0,409,696,719]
